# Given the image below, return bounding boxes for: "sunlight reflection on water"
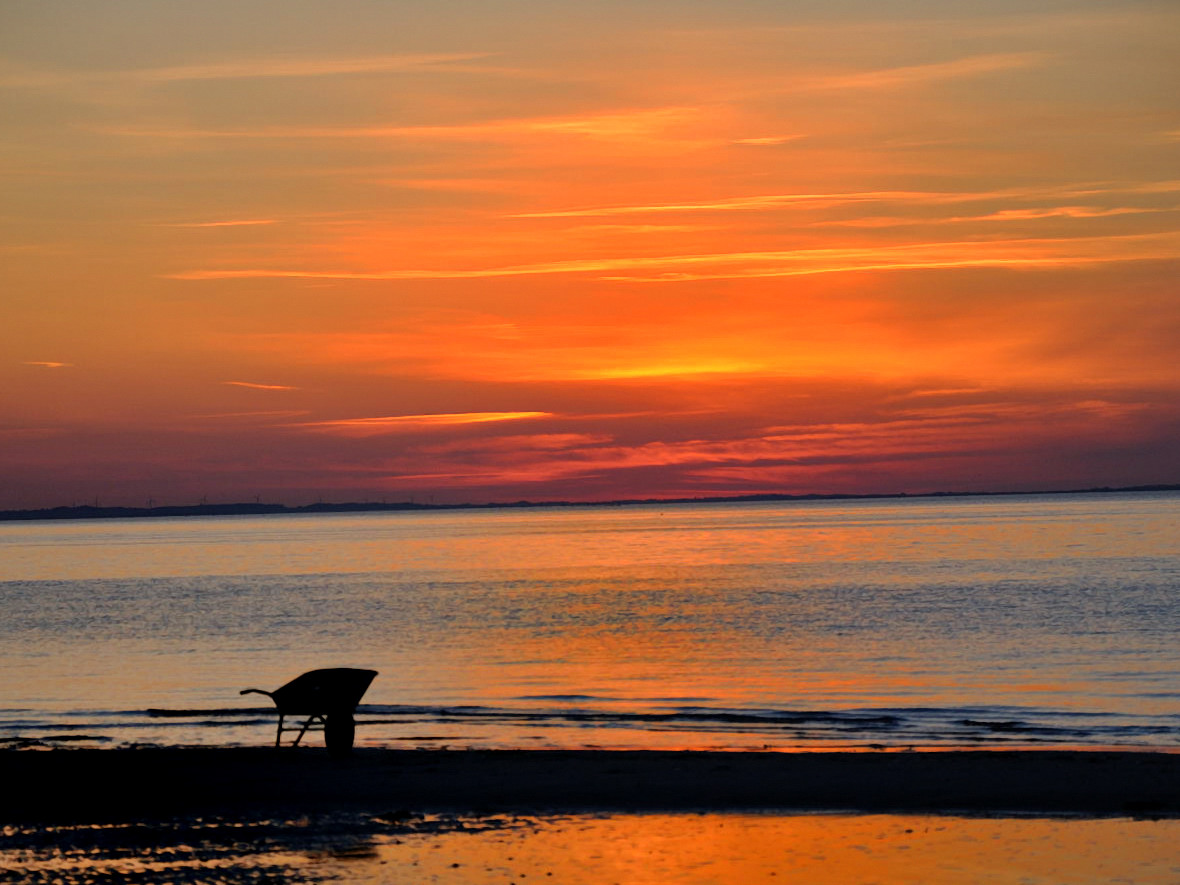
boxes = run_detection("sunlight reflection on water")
[2,493,1176,581]
[1,494,1177,750]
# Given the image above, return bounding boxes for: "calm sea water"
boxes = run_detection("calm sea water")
[1,493,1177,750]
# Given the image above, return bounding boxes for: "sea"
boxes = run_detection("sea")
[1,492,1177,752]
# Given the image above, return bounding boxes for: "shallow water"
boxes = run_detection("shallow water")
[4,812,1179,885]
[1,493,1177,750]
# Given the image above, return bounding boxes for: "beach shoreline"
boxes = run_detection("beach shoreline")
[5,747,1177,824]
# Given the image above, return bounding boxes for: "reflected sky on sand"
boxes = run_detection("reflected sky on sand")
[4,812,1179,885]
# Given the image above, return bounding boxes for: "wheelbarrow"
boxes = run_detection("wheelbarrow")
[241,667,377,756]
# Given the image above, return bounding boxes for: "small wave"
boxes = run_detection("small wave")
[1,734,113,745]
[146,707,273,718]
[516,695,716,703]
[955,719,1085,737]
[3,702,1177,749]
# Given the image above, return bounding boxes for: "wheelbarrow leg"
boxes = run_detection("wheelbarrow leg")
[291,714,322,747]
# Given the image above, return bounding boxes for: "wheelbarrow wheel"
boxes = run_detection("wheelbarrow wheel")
[324,712,356,757]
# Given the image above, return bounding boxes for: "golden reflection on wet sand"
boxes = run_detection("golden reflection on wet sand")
[323,814,1180,885]
[4,812,1179,883]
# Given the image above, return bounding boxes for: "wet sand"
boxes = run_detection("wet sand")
[4,748,1178,823]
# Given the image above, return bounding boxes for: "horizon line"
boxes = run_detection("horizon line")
[2,483,1177,523]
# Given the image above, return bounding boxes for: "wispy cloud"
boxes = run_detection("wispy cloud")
[165,219,279,228]
[979,206,1164,221]
[818,206,1173,228]
[129,53,493,82]
[807,52,1047,91]
[166,230,1180,285]
[421,432,613,455]
[510,189,963,219]
[380,177,527,193]
[295,411,552,435]
[732,135,807,146]
[102,106,700,143]
[887,387,994,401]
[368,426,932,490]
[564,223,720,234]
[22,361,73,368]
[577,358,766,380]
[193,410,311,420]
[222,380,299,391]
[2,53,492,89]
[367,395,1158,492]
[511,181,1180,220]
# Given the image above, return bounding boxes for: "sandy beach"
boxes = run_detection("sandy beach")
[4,748,1177,824]
[5,749,1179,884]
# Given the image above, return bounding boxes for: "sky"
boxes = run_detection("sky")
[2,0,1178,508]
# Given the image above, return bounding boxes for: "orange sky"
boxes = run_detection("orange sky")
[2,0,1178,507]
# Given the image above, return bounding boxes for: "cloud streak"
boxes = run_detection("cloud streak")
[127,53,494,82]
[167,231,1180,284]
[102,106,700,143]
[165,219,279,228]
[511,181,1180,219]
[806,52,1047,91]
[2,53,492,89]
[222,381,299,390]
[295,412,553,435]
[357,395,1167,494]
[818,206,1174,228]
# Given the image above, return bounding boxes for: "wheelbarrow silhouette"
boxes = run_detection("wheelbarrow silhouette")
[241,668,377,755]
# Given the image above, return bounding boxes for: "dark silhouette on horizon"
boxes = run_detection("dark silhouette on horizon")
[1,484,1177,522]
[241,668,377,757]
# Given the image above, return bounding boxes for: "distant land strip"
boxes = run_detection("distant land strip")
[1,484,1177,522]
